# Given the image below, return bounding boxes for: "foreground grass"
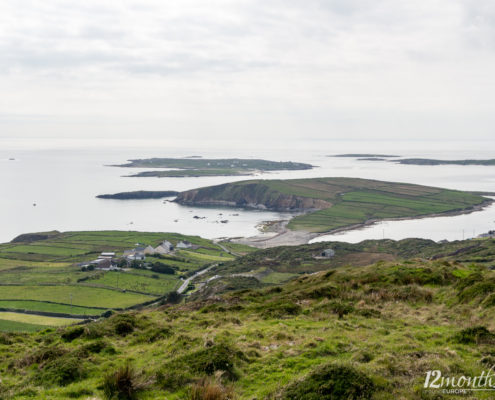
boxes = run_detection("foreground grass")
[1,254,495,399]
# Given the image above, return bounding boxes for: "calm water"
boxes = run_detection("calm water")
[1,140,495,243]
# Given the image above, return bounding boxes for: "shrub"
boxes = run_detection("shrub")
[259,300,302,319]
[79,339,115,355]
[458,280,495,303]
[188,377,235,400]
[102,364,147,400]
[115,321,134,336]
[164,344,246,384]
[185,344,242,380]
[165,291,182,304]
[303,285,340,299]
[18,345,67,367]
[83,323,107,339]
[151,263,176,274]
[133,326,172,344]
[283,363,375,400]
[453,326,495,345]
[111,314,137,336]
[35,355,87,386]
[0,333,13,345]
[316,301,354,319]
[62,326,85,342]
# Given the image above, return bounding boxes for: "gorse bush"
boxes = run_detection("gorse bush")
[258,300,301,318]
[61,326,84,342]
[453,326,495,345]
[283,363,375,400]
[34,355,87,386]
[182,344,244,381]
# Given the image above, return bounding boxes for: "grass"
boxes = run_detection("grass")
[0,319,48,332]
[2,256,495,398]
[0,300,104,316]
[0,285,154,308]
[0,312,82,327]
[88,271,180,295]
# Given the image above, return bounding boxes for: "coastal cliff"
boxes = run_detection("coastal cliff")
[175,181,331,211]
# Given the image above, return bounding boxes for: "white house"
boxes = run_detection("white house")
[176,240,193,249]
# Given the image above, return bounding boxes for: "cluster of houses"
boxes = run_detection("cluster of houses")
[78,240,197,270]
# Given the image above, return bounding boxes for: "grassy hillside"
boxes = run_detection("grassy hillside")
[1,250,495,399]
[0,231,235,329]
[175,177,489,233]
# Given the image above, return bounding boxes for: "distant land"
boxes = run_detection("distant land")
[175,177,491,235]
[126,169,252,178]
[331,153,400,158]
[391,158,495,166]
[114,158,314,178]
[96,191,179,200]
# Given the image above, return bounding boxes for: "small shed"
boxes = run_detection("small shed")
[176,240,193,249]
[321,249,335,258]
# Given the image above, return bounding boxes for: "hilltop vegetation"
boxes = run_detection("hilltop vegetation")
[1,239,495,398]
[175,177,490,233]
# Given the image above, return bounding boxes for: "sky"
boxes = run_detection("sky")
[1,0,495,147]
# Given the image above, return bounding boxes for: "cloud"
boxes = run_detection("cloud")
[0,0,494,143]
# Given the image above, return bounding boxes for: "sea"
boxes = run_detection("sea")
[1,139,495,244]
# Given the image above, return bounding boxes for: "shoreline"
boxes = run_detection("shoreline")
[232,198,495,248]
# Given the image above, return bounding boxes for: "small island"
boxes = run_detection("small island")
[113,157,314,178]
[331,154,400,158]
[392,158,495,166]
[96,191,179,200]
[126,169,253,178]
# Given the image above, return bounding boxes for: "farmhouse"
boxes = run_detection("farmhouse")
[321,249,335,258]
[176,240,193,249]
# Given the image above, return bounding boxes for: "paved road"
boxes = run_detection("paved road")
[177,265,215,294]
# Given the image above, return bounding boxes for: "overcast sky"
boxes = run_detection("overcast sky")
[1,0,494,147]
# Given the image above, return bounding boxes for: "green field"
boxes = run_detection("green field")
[0,312,81,327]
[0,300,103,316]
[0,285,153,308]
[0,231,237,330]
[0,319,48,333]
[87,271,179,295]
[175,177,490,233]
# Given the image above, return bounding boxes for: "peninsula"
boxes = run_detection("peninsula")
[174,177,491,234]
[113,157,314,178]
[96,191,179,200]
